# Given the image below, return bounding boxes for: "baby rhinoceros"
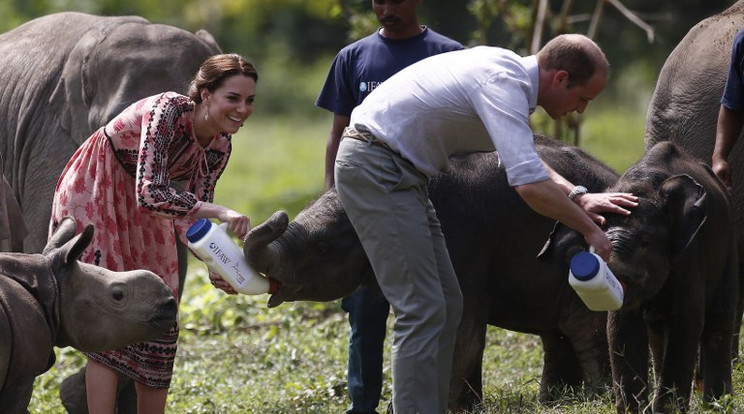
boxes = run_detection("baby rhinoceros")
[0,216,177,413]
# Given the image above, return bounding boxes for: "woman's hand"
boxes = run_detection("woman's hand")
[195,202,251,239]
[218,208,251,239]
[209,271,238,295]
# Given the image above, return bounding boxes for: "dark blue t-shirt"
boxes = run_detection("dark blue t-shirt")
[722,28,744,111]
[316,27,464,116]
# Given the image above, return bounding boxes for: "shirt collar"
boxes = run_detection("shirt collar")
[521,55,539,113]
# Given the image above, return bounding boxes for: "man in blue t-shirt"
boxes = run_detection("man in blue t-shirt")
[315,1,462,413]
[713,28,744,190]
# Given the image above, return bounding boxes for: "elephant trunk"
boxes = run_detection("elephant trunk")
[243,210,289,276]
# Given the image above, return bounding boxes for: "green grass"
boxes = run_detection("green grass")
[26,71,729,413]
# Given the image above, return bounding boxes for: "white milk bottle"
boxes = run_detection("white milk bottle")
[186,218,273,295]
[568,248,624,311]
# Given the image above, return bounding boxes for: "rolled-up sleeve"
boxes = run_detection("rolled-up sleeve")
[469,72,549,186]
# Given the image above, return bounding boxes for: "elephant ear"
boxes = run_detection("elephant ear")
[660,174,707,258]
[536,221,587,266]
[48,30,99,139]
[195,29,222,52]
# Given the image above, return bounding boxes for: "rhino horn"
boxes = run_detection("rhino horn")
[243,211,289,272]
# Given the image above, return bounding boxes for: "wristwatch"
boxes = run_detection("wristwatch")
[568,185,588,200]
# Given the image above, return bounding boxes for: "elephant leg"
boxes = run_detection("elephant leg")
[447,310,487,413]
[539,333,582,403]
[700,326,734,404]
[651,318,701,412]
[700,270,738,403]
[645,316,664,390]
[559,310,610,399]
[608,310,649,414]
[733,256,744,364]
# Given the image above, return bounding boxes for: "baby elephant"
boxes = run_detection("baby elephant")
[541,141,740,413]
[0,216,177,413]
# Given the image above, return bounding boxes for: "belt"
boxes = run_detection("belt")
[342,127,394,152]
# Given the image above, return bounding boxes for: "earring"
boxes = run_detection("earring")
[204,105,209,122]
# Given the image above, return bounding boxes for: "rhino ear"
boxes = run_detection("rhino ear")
[660,174,707,258]
[63,224,94,264]
[44,217,80,254]
[44,217,94,263]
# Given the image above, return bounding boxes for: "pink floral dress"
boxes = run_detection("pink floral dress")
[49,92,231,388]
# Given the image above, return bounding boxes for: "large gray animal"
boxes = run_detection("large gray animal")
[540,142,739,413]
[0,217,177,414]
[645,1,744,281]
[243,135,619,411]
[0,12,221,253]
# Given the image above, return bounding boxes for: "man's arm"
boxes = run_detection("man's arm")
[325,114,351,190]
[514,179,613,260]
[542,161,637,226]
[712,105,744,190]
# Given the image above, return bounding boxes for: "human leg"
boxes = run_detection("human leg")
[343,287,390,414]
[336,141,460,414]
[134,382,169,414]
[427,207,463,413]
[85,360,118,414]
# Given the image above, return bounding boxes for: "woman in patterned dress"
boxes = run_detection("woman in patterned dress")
[49,53,258,413]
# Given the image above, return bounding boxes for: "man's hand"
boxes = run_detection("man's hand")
[574,192,638,226]
[712,157,733,191]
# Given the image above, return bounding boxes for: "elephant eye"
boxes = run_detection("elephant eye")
[638,232,652,249]
[316,240,329,255]
[112,288,124,301]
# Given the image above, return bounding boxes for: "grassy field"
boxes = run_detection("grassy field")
[28,65,737,413]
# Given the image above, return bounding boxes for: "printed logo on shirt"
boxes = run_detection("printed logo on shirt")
[359,81,383,94]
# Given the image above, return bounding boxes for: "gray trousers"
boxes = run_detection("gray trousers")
[335,137,463,414]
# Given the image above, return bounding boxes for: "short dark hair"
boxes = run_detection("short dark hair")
[538,34,609,87]
[188,53,258,103]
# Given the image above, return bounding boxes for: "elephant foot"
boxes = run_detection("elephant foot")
[59,367,137,414]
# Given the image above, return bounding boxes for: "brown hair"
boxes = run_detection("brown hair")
[537,34,609,87]
[188,53,258,103]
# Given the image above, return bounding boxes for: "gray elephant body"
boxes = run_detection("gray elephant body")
[244,135,619,411]
[645,0,744,265]
[542,142,739,413]
[0,12,221,252]
[0,217,177,414]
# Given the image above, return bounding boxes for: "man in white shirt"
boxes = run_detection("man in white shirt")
[334,33,637,414]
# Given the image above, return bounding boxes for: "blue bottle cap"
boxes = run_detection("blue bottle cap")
[570,251,600,281]
[186,218,212,243]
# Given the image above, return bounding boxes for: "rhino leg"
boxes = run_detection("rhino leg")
[176,237,188,299]
[60,367,136,414]
[0,378,33,413]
